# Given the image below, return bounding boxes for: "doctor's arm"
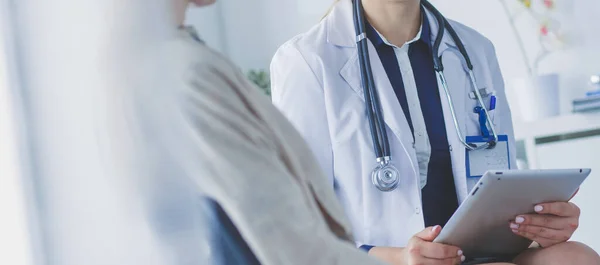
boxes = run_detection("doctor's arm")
[270,44,335,188]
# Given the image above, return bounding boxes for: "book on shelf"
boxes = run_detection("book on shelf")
[573,102,600,113]
[572,94,600,113]
[573,94,600,105]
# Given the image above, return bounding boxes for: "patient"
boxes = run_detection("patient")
[167,0,386,264]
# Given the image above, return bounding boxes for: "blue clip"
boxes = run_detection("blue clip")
[474,106,490,138]
[490,95,497,110]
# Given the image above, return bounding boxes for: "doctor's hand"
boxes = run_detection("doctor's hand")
[369,226,464,265]
[510,201,581,248]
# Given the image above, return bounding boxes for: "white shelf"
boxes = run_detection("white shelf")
[514,112,600,141]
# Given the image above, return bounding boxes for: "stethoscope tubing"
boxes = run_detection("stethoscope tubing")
[353,0,499,157]
[353,0,390,161]
[352,0,501,191]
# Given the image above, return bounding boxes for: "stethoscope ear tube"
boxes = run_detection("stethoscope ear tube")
[354,0,392,159]
[440,16,473,70]
[421,0,445,72]
[423,0,497,149]
[358,11,390,158]
[353,0,386,159]
[421,1,472,71]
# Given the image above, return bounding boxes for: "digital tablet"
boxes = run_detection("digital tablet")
[433,168,591,258]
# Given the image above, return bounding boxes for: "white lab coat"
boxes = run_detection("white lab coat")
[270,0,517,248]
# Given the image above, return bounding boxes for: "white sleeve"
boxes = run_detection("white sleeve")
[270,44,335,188]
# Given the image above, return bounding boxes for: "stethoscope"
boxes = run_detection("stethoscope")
[352,0,498,192]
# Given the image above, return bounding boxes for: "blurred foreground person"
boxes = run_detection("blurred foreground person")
[170,0,385,264]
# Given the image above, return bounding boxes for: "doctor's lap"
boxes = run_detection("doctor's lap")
[270,0,599,264]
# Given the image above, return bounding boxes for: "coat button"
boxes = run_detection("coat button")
[415,207,421,215]
[449,145,453,152]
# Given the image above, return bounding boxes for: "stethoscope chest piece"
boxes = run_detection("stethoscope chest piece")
[371,162,400,191]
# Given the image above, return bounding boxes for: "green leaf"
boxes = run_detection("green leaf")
[247,69,271,97]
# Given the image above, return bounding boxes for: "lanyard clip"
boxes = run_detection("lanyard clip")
[474,106,490,138]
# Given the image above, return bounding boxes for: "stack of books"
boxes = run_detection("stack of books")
[573,92,600,113]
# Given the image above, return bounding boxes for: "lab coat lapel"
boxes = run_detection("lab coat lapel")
[340,45,416,173]
[425,8,470,202]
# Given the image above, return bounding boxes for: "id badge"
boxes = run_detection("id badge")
[465,135,511,192]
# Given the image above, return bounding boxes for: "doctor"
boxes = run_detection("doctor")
[270,0,599,264]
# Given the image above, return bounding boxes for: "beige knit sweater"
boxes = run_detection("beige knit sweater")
[169,28,385,265]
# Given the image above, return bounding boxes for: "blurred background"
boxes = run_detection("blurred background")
[2,0,600,264]
[1,0,216,265]
[188,0,600,251]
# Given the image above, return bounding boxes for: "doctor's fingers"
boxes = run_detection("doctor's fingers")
[408,256,463,265]
[514,214,579,230]
[414,225,442,241]
[533,202,581,217]
[511,226,570,247]
[511,223,572,243]
[411,241,464,260]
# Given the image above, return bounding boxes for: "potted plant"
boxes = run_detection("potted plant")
[499,0,572,121]
[247,69,271,97]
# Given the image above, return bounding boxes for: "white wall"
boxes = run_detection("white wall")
[185,2,227,54]
[186,0,332,71]
[189,0,600,111]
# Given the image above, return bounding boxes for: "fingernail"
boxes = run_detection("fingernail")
[461,255,466,262]
[457,249,463,256]
[512,229,519,233]
[432,225,440,233]
[535,205,544,212]
[515,216,525,224]
[510,223,519,229]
